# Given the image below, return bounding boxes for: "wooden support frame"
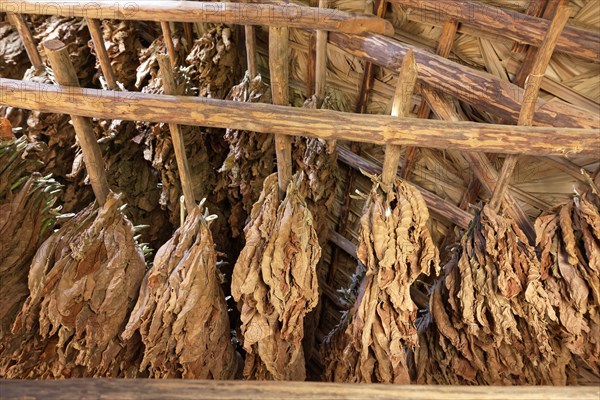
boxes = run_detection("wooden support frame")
[86,18,118,90]
[1,0,394,35]
[42,40,110,205]
[391,0,599,62]
[6,13,43,71]
[1,78,598,158]
[1,378,597,399]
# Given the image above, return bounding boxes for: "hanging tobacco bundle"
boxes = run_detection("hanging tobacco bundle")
[122,203,237,379]
[0,193,146,378]
[231,173,320,380]
[535,187,600,375]
[0,136,61,339]
[414,204,569,385]
[0,20,29,79]
[325,178,439,384]
[218,73,274,237]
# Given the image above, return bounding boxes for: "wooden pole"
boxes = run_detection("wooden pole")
[1,1,394,36]
[157,55,197,213]
[3,78,598,158]
[6,13,43,71]
[42,40,110,205]
[86,18,118,90]
[381,49,418,189]
[269,26,292,195]
[489,4,572,212]
[314,0,329,103]
[402,19,458,179]
[244,25,257,77]
[160,21,178,67]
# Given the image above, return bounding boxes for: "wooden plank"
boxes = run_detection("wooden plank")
[6,13,43,70]
[1,378,598,399]
[86,18,118,90]
[328,32,599,129]
[1,0,394,35]
[390,0,599,62]
[42,40,110,205]
[2,78,598,158]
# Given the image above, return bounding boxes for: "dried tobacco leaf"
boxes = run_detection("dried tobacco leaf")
[535,189,600,375]
[122,205,236,379]
[0,137,61,339]
[325,178,439,383]
[0,21,28,79]
[0,193,146,378]
[218,73,274,237]
[231,173,320,380]
[415,205,569,385]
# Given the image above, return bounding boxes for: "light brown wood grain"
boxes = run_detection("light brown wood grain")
[86,18,118,90]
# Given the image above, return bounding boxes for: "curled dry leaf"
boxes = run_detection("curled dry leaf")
[231,173,320,380]
[218,73,274,237]
[122,205,236,379]
[415,205,569,385]
[0,137,61,339]
[325,178,439,383]
[535,189,600,375]
[0,21,28,79]
[0,193,146,378]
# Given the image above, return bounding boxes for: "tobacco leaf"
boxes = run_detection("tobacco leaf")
[0,137,61,339]
[0,21,28,79]
[415,204,569,385]
[231,173,320,380]
[123,205,236,379]
[0,193,146,378]
[325,178,439,383]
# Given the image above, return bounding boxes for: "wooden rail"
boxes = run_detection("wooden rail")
[2,79,598,157]
[0,378,598,399]
[391,0,600,62]
[0,0,394,35]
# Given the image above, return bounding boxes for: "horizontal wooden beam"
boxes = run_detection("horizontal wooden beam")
[1,378,598,399]
[329,32,599,129]
[391,0,599,62]
[0,0,394,35]
[1,79,598,157]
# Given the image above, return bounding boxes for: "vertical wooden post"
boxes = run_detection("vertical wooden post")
[160,21,178,67]
[7,13,43,71]
[314,0,329,104]
[43,39,110,205]
[86,18,118,90]
[381,50,418,189]
[157,55,197,213]
[490,4,572,211]
[244,25,257,77]
[402,19,458,179]
[269,27,292,195]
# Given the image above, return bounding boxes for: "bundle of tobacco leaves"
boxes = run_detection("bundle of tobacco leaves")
[0,193,146,378]
[535,187,600,376]
[88,20,141,90]
[324,178,439,384]
[0,20,28,79]
[0,136,61,339]
[231,173,320,380]
[123,203,236,379]
[414,204,569,385]
[218,73,274,237]
[186,25,240,99]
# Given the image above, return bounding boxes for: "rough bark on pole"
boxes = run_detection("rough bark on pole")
[381,49,418,189]
[86,18,118,90]
[7,13,43,71]
[269,26,292,195]
[489,4,572,212]
[157,54,197,213]
[402,19,458,179]
[42,39,110,205]
[161,21,178,67]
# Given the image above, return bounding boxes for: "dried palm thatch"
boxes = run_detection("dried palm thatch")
[231,173,320,380]
[0,136,61,339]
[0,193,146,378]
[535,184,600,375]
[324,178,439,383]
[414,203,571,385]
[122,203,237,379]
[218,73,274,237]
